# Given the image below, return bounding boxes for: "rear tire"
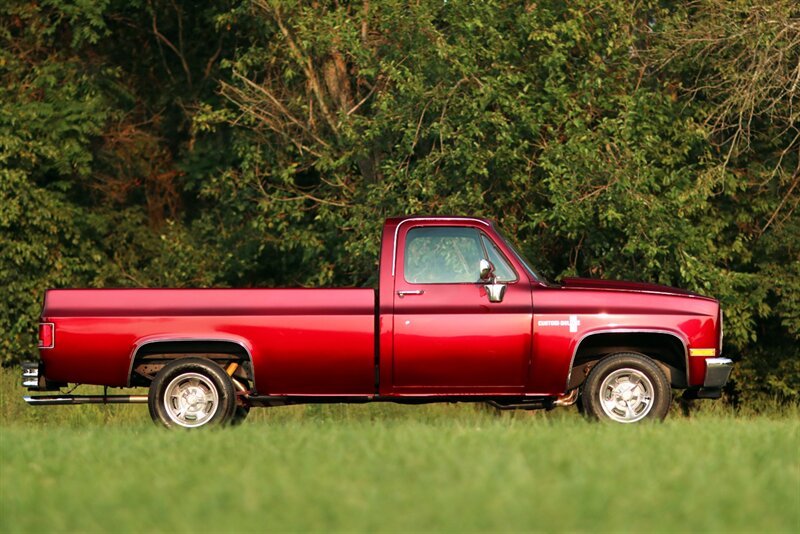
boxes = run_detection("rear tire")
[148,358,237,429]
[581,352,671,423]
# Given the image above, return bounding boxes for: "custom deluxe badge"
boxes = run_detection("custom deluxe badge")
[537,315,582,333]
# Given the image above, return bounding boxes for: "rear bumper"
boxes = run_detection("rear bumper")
[21,361,64,392]
[22,362,39,389]
[704,357,734,388]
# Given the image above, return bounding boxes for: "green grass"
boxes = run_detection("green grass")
[1,367,799,533]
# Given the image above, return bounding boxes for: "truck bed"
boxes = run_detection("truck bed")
[41,288,377,395]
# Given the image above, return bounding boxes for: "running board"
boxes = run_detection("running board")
[24,395,148,406]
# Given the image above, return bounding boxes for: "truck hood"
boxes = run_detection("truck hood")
[559,277,710,299]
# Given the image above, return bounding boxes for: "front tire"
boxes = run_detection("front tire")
[148,358,237,428]
[581,352,671,423]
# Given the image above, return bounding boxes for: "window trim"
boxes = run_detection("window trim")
[400,225,519,286]
[392,218,490,276]
[479,231,519,283]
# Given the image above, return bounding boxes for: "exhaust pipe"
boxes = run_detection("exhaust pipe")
[24,395,148,406]
[485,399,550,411]
[553,388,580,407]
[486,389,580,411]
[25,367,249,407]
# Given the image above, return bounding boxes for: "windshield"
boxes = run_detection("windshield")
[492,225,549,284]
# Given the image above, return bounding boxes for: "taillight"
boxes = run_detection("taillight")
[38,323,54,349]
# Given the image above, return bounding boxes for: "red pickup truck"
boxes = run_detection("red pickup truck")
[23,216,732,426]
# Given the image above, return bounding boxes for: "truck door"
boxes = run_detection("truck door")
[392,224,532,392]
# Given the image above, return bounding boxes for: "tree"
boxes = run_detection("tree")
[206,0,798,402]
[0,0,230,363]
[1,0,796,404]
[652,0,800,400]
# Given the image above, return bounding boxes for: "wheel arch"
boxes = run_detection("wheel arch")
[127,337,256,392]
[566,330,688,390]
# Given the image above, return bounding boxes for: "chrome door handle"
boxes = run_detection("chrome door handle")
[397,290,425,298]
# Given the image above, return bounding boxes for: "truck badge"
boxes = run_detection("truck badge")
[537,315,581,332]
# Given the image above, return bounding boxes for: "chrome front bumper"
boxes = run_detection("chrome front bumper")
[704,357,734,388]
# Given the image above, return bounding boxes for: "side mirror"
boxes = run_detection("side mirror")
[485,283,506,303]
[479,258,506,303]
[479,259,495,281]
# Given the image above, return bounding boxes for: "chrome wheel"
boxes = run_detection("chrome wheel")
[598,368,654,423]
[149,358,237,429]
[163,372,219,428]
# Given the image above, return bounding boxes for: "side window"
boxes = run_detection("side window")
[480,234,517,282]
[404,227,484,284]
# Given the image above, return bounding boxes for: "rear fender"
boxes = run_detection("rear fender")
[127,337,257,392]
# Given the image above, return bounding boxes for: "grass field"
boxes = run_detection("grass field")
[1,367,798,533]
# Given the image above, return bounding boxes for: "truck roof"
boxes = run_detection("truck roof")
[384,215,494,227]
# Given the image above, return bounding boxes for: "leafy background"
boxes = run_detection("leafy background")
[1,0,797,405]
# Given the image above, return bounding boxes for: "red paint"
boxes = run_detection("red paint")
[37,216,724,399]
[41,289,375,394]
[389,219,532,393]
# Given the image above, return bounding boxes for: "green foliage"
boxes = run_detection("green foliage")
[0,0,797,404]
[650,0,800,400]
[0,0,232,361]
[1,1,110,360]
